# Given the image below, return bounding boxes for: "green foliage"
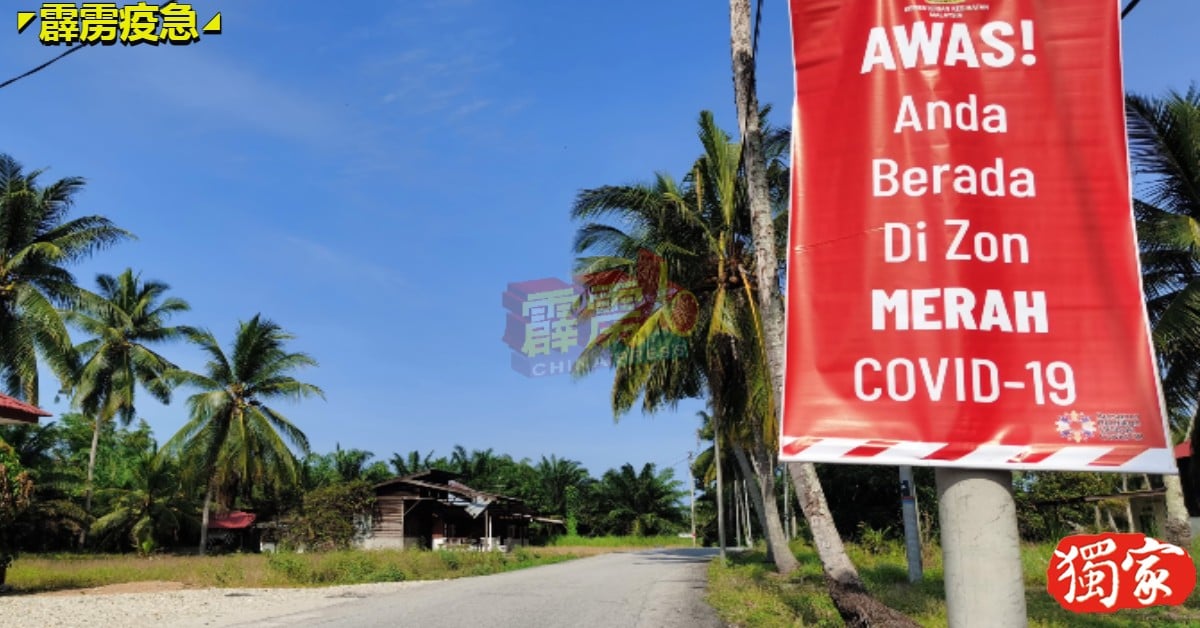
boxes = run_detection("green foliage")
[706,539,1200,627]
[856,522,896,555]
[589,463,686,536]
[0,153,131,403]
[262,548,573,587]
[88,444,193,553]
[282,480,375,551]
[548,534,692,548]
[0,448,34,558]
[1127,86,1200,442]
[1013,472,1123,541]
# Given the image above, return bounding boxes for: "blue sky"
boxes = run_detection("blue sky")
[0,1,1196,482]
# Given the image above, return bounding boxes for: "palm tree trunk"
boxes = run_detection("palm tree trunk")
[733,479,742,547]
[714,419,727,560]
[79,413,102,546]
[1162,474,1192,547]
[729,3,918,624]
[732,440,799,572]
[199,482,213,556]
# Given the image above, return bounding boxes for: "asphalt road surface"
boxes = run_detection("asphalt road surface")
[234,548,725,628]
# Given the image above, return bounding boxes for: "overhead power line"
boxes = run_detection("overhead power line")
[1122,0,1146,19]
[0,0,178,91]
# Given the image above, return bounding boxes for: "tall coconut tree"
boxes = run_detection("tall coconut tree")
[1126,86,1200,549]
[0,154,130,403]
[729,2,917,624]
[66,269,191,523]
[164,315,322,554]
[572,110,797,572]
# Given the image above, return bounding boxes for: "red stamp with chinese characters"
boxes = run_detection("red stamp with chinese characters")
[1047,533,1196,613]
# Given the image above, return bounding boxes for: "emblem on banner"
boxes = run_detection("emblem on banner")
[1056,411,1096,443]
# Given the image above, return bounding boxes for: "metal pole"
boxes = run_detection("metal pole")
[899,466,923,583]
[689,451,697,547]
[936,468,1028,627]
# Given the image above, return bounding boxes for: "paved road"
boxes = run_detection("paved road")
[235,548,725,628]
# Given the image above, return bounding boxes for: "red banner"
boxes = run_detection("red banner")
[780,0,1174,472]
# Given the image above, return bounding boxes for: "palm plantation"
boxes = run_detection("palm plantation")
[164,315,323,554]
[88,443,192,553]
[1127,86,1200,548]
[0,154,130,404]
[590,463,685,536]
[66,269,191,524]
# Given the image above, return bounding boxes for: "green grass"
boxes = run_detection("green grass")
[706,539,1200,627]
[4,547,577,593]
[548,534,694,548]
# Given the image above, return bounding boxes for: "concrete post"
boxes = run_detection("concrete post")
[899,466,923,583]
[936,468,1028,628]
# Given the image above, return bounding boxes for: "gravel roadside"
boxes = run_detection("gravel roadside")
[0,581,437,628]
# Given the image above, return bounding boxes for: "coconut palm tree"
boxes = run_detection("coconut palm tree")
[573,109,797,571]
[1126,86,1200,548]
[0,153,131,403]
[729,3,917,623]
[65,269,191,522]
[164,315,323,554]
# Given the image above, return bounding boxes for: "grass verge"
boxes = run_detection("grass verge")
[548,534,694,549]
[5,547,577,593]
[706,539,1200,627]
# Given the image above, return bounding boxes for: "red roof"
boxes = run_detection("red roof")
[208,511,256,529]
[0,393,52,425]
[1175,440,1192,460]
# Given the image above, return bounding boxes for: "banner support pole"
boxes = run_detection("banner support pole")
[899,466,923,583]
[936,468,1028,627]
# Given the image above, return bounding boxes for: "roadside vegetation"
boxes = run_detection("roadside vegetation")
[706,538,1200,628]
[7,547,579,593]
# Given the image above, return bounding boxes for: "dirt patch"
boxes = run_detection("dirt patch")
[37,581,189,597]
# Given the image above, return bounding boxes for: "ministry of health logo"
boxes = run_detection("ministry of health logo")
[1056,411,1097,443]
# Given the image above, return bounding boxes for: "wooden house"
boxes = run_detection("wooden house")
[361,470,559,550]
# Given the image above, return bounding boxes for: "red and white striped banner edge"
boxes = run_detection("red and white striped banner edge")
[779,438,1176,474]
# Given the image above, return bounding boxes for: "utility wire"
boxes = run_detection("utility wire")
[0,0,178,91]
[0,46,86,90]
[1122,0,1145,19]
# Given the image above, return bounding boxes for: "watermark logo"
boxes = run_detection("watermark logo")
[16,3,222,46]
[1047,533,1196,613]
[501,250,696,378]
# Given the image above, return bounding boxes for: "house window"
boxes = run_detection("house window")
[446,523,457,538]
